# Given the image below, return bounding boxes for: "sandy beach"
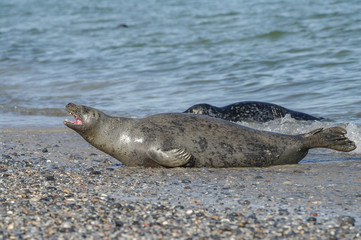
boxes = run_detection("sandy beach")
[1,128,360,239]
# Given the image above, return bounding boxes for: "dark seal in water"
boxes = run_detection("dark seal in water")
[184,101,322,122]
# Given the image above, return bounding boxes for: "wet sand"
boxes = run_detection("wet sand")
[1,128,360,239]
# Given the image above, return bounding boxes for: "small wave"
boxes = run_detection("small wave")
[345,122,361,154]
[195,11,240,19]
[253,30,292,40]
[0,105,66,117]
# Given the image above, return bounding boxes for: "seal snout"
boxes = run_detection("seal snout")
[64,103,83,127]
[66,102,77,109]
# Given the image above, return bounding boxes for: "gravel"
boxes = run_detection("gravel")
[1,128,361,239]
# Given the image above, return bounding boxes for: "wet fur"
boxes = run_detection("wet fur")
[65,103,355,168]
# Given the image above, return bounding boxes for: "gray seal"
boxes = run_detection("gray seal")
[184,101,322,122]
[64,103,355,168]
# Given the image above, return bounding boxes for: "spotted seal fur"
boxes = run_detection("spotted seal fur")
[184,101,322,122]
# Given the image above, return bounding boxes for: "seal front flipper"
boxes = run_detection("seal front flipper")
[147,148,192,167]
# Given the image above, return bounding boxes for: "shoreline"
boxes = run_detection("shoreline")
[1,128,361,239]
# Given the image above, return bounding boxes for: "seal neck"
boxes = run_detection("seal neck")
[80,116,133,154]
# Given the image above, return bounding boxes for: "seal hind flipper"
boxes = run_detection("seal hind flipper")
[303,127,356,152]
[147,148,192,167]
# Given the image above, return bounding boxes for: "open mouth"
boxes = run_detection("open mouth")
[64,111,83,125]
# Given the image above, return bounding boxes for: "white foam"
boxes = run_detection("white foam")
[345,122,361,154]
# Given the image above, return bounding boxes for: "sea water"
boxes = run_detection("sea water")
[1,0,361,160]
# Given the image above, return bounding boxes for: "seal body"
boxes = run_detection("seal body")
[184,101,322,122]
[64,103,355,168]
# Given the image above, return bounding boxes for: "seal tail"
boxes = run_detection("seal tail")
[302,127,356,152]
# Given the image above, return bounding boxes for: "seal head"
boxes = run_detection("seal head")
[64,103,102,133]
